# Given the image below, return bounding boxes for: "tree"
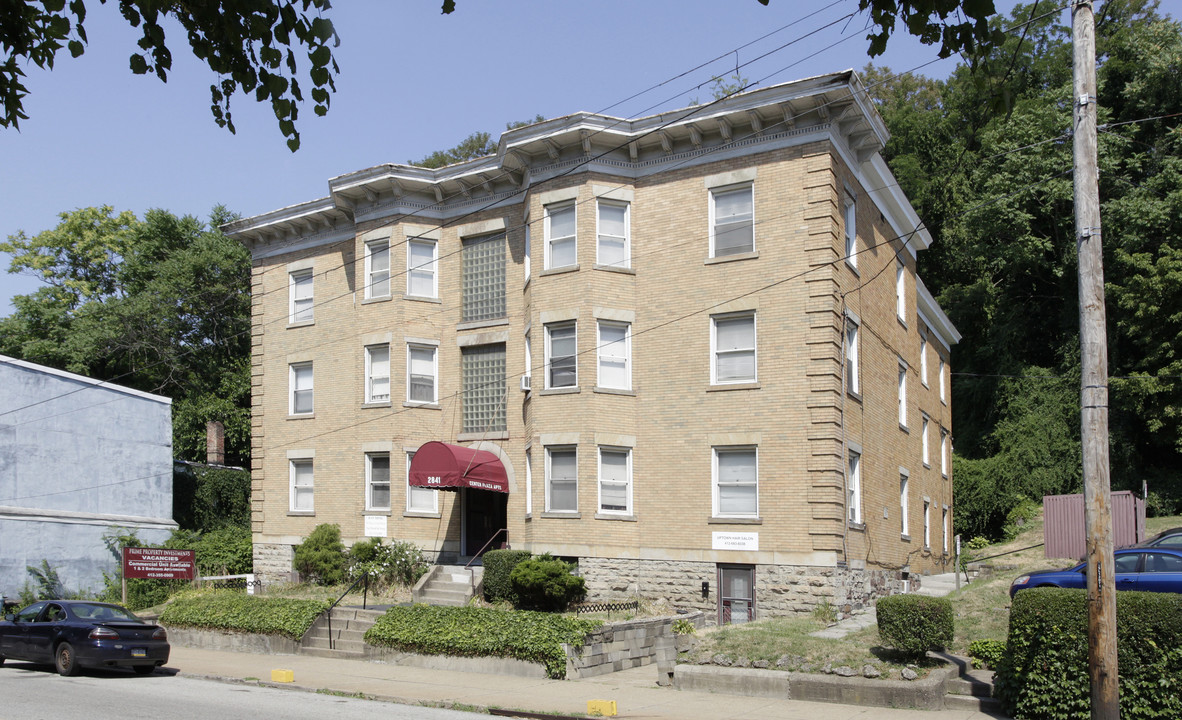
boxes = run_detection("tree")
[0,206,253,465]
[2,1,340,151]
[409,115,546,168]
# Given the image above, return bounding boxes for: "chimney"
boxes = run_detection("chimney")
[206,421,225,465]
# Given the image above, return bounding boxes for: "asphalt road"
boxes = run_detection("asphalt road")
[0,661,479,720]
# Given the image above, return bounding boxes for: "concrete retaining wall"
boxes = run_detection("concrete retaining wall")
[363,647,547,678]
[164,626,300,655]
[565,612,701,681]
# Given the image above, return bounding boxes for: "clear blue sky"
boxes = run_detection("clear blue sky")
[0,0,1018,315]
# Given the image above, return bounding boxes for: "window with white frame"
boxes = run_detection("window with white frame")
[712,313,756,384]
[896,260,906,321]
[941,429,949,477]
[289,269,313,323]
[900,472,910,536]
[407,344,437,404]
[290,458,314,511]
[923,499,931,548]
[711,185,754,257]
[942,506,949,553]
[366,452,391,511]
[290,362,313,415]
[524,449,533,515]
[598,447,631,514]
[546,446,578,512]
[922,415,930,466]
[406,451,438,513]
[545,203,576,269]
[920,333,929,386]
[597,321,630,390]
[524,332,532,384]
[524,224,531,281]
[596,200,629,268]
[365,239,390,298]
[939,356,947,403]
[545,322,577,389]
[365,345,390,404]
[843,193,857,268]
[845,316,860,395]
[898,361,908,428]
[848,449,862,524]
[407,238,438,298]
[714,446,758,517]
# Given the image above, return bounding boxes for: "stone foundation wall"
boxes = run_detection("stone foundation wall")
[252,542,295,586]
[831,566,918,618]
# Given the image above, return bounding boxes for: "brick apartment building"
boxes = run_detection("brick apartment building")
[227,70,960,623]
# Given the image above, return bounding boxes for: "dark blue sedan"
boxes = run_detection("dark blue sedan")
[0,600,169,676]
[1009,547,1182,598]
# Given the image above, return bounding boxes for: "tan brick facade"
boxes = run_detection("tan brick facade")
[229,71,960,622]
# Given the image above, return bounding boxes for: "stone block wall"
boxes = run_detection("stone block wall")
[253,542,295,586]
[566,614,691,681]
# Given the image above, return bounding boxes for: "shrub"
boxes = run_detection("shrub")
[364,605,600,679]
[482,549,532,603]
[293,524,347,585]
[995,588,1182,719]
[509,554,586,612]
[160,590,329,639]
[969,639,1007,669]
[1003,498,1042,541]
[672,618,696,635]
[347,539,429,589]
[876,594,954,659]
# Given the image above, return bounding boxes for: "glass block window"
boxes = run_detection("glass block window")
[461,343,506,433]
[462,234,506,323]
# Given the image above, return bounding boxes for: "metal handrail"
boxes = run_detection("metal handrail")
[324,572,369,650]
[464,528,508,589]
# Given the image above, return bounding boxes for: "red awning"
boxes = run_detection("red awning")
[408,441,509,493]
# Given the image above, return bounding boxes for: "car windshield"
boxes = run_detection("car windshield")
[70,603,140,622]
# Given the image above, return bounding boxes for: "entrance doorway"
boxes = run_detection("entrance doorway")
[463,488,507,557]
[718,564,755,624]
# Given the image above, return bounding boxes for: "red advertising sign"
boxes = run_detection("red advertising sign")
[122,547,196,580]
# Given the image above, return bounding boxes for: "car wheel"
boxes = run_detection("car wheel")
[55,642,79,677]
[132,665,155,676]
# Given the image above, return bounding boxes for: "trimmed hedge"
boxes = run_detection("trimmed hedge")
[159,590,330,640]
[510,555,586,611]
[364,605,600,679]
[482,549,532,603]
[876,594,954,659]
[995,588,1182,719]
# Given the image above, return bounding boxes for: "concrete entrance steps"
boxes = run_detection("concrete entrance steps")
[299,607,385,659]
[936,653,1005,715]
[412,564,483,606]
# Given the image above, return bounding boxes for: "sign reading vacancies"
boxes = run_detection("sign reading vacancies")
[122,547,196,580]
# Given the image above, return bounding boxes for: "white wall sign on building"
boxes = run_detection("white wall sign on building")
[712,532,759,552]
[364,515,388,538]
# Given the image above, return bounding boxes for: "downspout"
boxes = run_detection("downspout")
[838,296,850,567]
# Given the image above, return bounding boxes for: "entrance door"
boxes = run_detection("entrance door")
[463,488,507,557]
[718,565,755,625]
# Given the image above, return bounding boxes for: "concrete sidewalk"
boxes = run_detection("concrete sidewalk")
[167,645,1004,719]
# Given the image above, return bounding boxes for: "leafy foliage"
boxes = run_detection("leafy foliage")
[25,559,67,600]
[292,523,346,586]
[364,605,600,679]
[346,538,429,589]
[1,1,340,150]
[172,466,251,532]
[159,590,329,640]
[875,594,954,659]
[509,554,586,612]
[482,549,532,604]
[408,115,545,168]
[995,588,1182,719]
[968,638,1006,669]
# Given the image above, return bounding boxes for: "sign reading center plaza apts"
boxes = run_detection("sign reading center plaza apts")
[712,532,759,552]
[122,547,196,580]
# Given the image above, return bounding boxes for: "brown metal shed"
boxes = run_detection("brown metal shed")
[1043,491,1146,559]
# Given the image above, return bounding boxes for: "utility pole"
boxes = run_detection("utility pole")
[1072,2,1118,717]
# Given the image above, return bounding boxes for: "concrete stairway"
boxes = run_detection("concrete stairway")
[299,607,385,659]
[412,565,482,606]
[939,654,1006,715]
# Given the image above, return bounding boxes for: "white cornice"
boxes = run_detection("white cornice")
[916,277,961,350]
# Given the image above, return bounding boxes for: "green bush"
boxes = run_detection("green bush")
[1003,498,1042,541]
[509,554,586,612]
[293,524,347,586]
[347,539,429,589]
[876,594,954,659]
[159,590,329,639]
[995,588,1182,719]
[482,549,532,603]
[364,605,600,678]
[969,639,1007,669]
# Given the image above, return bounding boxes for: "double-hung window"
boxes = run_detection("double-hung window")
[546,447,578,512]
[407,238,438,298]
[848,450,862,524]
[290,459,314,512]
[896,260,906,322]
[546,322,577,389]
[289,269,313,323]
[545,203,577,269]
[714,446,757,517]
[943,507,950,553]
[919,333,929,386]
[711,185,754,257]
[596,200,629,268]
[598,448,631,514]
[900,472,910,536]
[941,429,949,477]
[365,345,390,404]
[712,313,756,384]
[365,240,390,298]
[407,344,437,404]
[898,361,908,428]
[843,193,857,268]
[939,357,947,403]
[921,415,930,466]
[290,362,313,415]
[366,453,391,511]
[845,316,860,395]
[923,499,931,548]
[597,321,630,390]
[406,451,438,513]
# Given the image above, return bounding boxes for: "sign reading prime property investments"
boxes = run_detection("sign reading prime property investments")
[122,547,196,580]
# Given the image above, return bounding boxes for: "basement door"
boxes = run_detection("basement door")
[718,564,755,625]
